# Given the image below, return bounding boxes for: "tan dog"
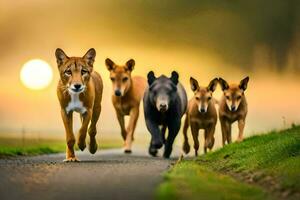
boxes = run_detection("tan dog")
[183,77,218,156]
[218,77,249,146]
[105,58,146,153]
[56,48,103,162]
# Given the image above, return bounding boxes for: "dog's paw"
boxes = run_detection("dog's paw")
[182,142,190,154]
[236,137,243,143]
[124,149,132,154]
[121,130,127,140]
[88,138,98,154]
[63,157,80,162]
[205,137,215,149]
[77,140,86,151]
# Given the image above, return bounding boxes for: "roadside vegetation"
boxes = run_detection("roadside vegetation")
[0,137,122,156]
[157,125,300,200]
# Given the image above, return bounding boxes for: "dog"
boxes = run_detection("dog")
[218,77,249,146]
[55,48,103,162]
[143,71,187,158]
[105,58,146,153]
[182,77,218,156]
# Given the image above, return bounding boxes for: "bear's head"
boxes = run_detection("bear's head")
[147,71,179,113]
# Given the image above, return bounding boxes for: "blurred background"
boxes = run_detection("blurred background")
[0,0,300,150]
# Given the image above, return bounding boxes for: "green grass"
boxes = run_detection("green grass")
[157,125,300,200]
[0,137,122,156]
[157,162,270,200]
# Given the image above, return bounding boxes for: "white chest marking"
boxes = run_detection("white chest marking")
[66,93,87,114]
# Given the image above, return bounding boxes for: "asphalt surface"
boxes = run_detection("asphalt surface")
[0,148,179,200]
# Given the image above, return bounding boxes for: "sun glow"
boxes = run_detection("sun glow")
[20,59,53,90]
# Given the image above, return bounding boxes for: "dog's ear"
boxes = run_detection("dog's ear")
[208,78,219,92]
[83,48,96,67]
[55,48,69,66]
[147,71,156,85]
[125,59,135,71]
[190,77,199,92]
[170,71,179,85]
[218,77,229,91]
[105,58,115,71]
[239,76,249,91]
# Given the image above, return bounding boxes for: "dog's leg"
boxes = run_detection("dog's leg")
[209,125,216,150]
[191,124,199,156]
[221,120,231,145]
[124,106,139,153]
[204,126,215,153]
[163,120,181,158]
[77,109,92,152]
[237,119,245,142]
[226,122,232,144]
[88,105,101,154]
[204,129,208,154]
[61,109,78,162]
[116,112,126,140]
[182,115,190,154]
[220,120,227,146]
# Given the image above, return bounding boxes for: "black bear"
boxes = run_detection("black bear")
[143,71,187,158]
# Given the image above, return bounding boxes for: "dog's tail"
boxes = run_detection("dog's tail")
[182,114,190,154]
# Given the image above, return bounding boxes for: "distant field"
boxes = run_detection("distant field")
[157,125,300,200]
[0,137,123,156]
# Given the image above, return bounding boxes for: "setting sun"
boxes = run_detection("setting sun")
[20,59,53,90]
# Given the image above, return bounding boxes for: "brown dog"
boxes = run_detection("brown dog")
[183,77,218,156]
[218,77,249,146]
[105,58,146,153]
[56,48,103,162]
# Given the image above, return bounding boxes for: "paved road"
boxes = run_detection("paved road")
[0,148,179,200]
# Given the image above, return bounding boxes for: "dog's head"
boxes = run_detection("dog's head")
[105,58,135,97]
[147,71,179,113]
[55,48,96,94]
[218,77,249,112]
[190,77,218,113]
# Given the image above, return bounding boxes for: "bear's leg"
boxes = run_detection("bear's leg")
[161,125,167,144]
[145,119,163,149]
[163,120,181,158]
[148,138,158,157]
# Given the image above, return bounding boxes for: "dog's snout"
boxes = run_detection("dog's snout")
[200,108,206,113]
[74,84,81,90]
[231,105,236,111]
[114,90,122,97]
[71,84,83,92]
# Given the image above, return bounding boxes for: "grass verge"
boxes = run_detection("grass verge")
[156,125,300,200]
[0,137,122,156]
[157,162,270,200]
